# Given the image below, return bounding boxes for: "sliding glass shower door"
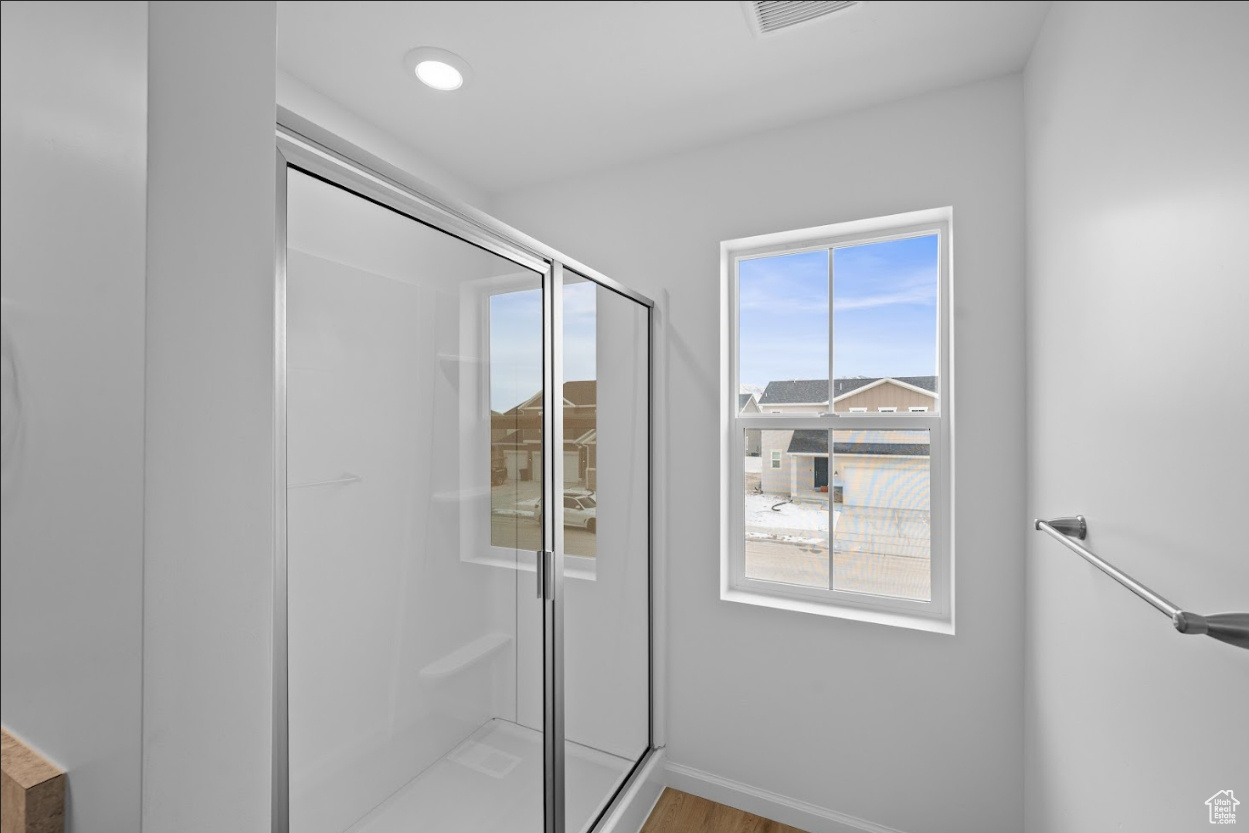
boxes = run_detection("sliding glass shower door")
[277,128,653,833]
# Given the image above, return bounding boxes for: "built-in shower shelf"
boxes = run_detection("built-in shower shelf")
[432,487,492,503]
[419,632,512,681]
[288,473,362,490]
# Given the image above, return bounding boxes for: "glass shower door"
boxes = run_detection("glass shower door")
[559,271,651,832]
[285,167,549,833]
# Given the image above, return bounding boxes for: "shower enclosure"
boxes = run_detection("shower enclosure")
[273,119,654,833]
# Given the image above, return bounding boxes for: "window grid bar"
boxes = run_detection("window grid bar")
[827,247,835,593]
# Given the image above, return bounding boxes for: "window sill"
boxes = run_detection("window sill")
[720,586,955,635]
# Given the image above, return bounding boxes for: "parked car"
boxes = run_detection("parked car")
[490,448,508,486]
[563,494,596,532]
[533,491,597,533]
[490,464,508,486]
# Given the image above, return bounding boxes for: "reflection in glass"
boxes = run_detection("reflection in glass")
[831,428,931,601]
[490,288,544,553]
[563,276,598,558]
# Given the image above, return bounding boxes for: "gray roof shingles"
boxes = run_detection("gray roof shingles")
[786,429,929,457]
[760,376,937,405]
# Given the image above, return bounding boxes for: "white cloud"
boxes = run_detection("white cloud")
[833,284,936,311]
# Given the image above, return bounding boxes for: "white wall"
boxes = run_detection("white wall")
[494,75,1027,833]
[0,2,147,830]
[276,69,489,210]
[143,2,278,829]
[1024,4,1249,832]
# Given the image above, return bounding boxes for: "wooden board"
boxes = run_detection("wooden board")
[1,728,65,833]
[640,788,812,833]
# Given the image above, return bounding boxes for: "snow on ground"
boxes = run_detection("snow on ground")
[744,494,837,546]
[493,497,540,518]
[745,493,830,530]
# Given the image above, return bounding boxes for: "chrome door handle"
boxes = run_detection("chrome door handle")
[536,550,554,600]
[537,550,545,598]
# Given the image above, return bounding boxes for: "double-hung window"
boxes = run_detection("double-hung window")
[721,209,952,632]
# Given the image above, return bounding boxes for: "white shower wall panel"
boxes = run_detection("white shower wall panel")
[287,171,524,833]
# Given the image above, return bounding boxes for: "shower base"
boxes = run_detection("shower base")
[345,719,634,833]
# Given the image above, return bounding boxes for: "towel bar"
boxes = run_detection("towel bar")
[1034,516,1248,650]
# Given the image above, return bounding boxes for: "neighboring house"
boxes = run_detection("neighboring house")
[739,392,762,455]
[755,378,938,550]
[760,428,930,504]
[755,376,937,555]
[492,381,598,488]
[758,376,938,414]
[759,427,932,560]
[489,410,509,485]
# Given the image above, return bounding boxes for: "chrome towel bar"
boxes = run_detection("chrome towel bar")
[1034,516,1249,650]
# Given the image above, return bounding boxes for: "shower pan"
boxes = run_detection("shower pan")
[272,116,655,833]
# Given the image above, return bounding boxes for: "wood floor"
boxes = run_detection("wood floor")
[640,788,812,833]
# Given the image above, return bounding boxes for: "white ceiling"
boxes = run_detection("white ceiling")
[278,1,1051,196]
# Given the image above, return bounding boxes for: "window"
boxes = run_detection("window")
[723,209,952,633]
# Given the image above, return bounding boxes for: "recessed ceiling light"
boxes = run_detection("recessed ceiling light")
[416,60,462,91]
[403,47,472,92]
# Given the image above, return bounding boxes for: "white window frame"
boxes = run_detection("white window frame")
[848,407,868,413]
[909,406,929,413]
[770,450,782,469]
[877,406,898,413]
[720,208,953,634]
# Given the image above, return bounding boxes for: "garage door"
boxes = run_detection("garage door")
[505,450,525,480]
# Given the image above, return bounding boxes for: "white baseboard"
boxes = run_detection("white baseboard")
[663,761,909,833]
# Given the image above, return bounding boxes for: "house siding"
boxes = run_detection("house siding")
[836,382,936,413]
[759,429,795,496]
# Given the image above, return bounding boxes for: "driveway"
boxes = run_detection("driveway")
[745,537,931,600]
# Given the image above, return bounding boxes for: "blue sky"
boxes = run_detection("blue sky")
[488,235,937,409]
[738,234,938,391]
[489,280,597,411]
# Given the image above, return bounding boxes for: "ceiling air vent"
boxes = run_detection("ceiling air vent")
[743,1,864,36]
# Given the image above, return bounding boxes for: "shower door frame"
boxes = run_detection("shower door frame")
[272,112,657,833]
